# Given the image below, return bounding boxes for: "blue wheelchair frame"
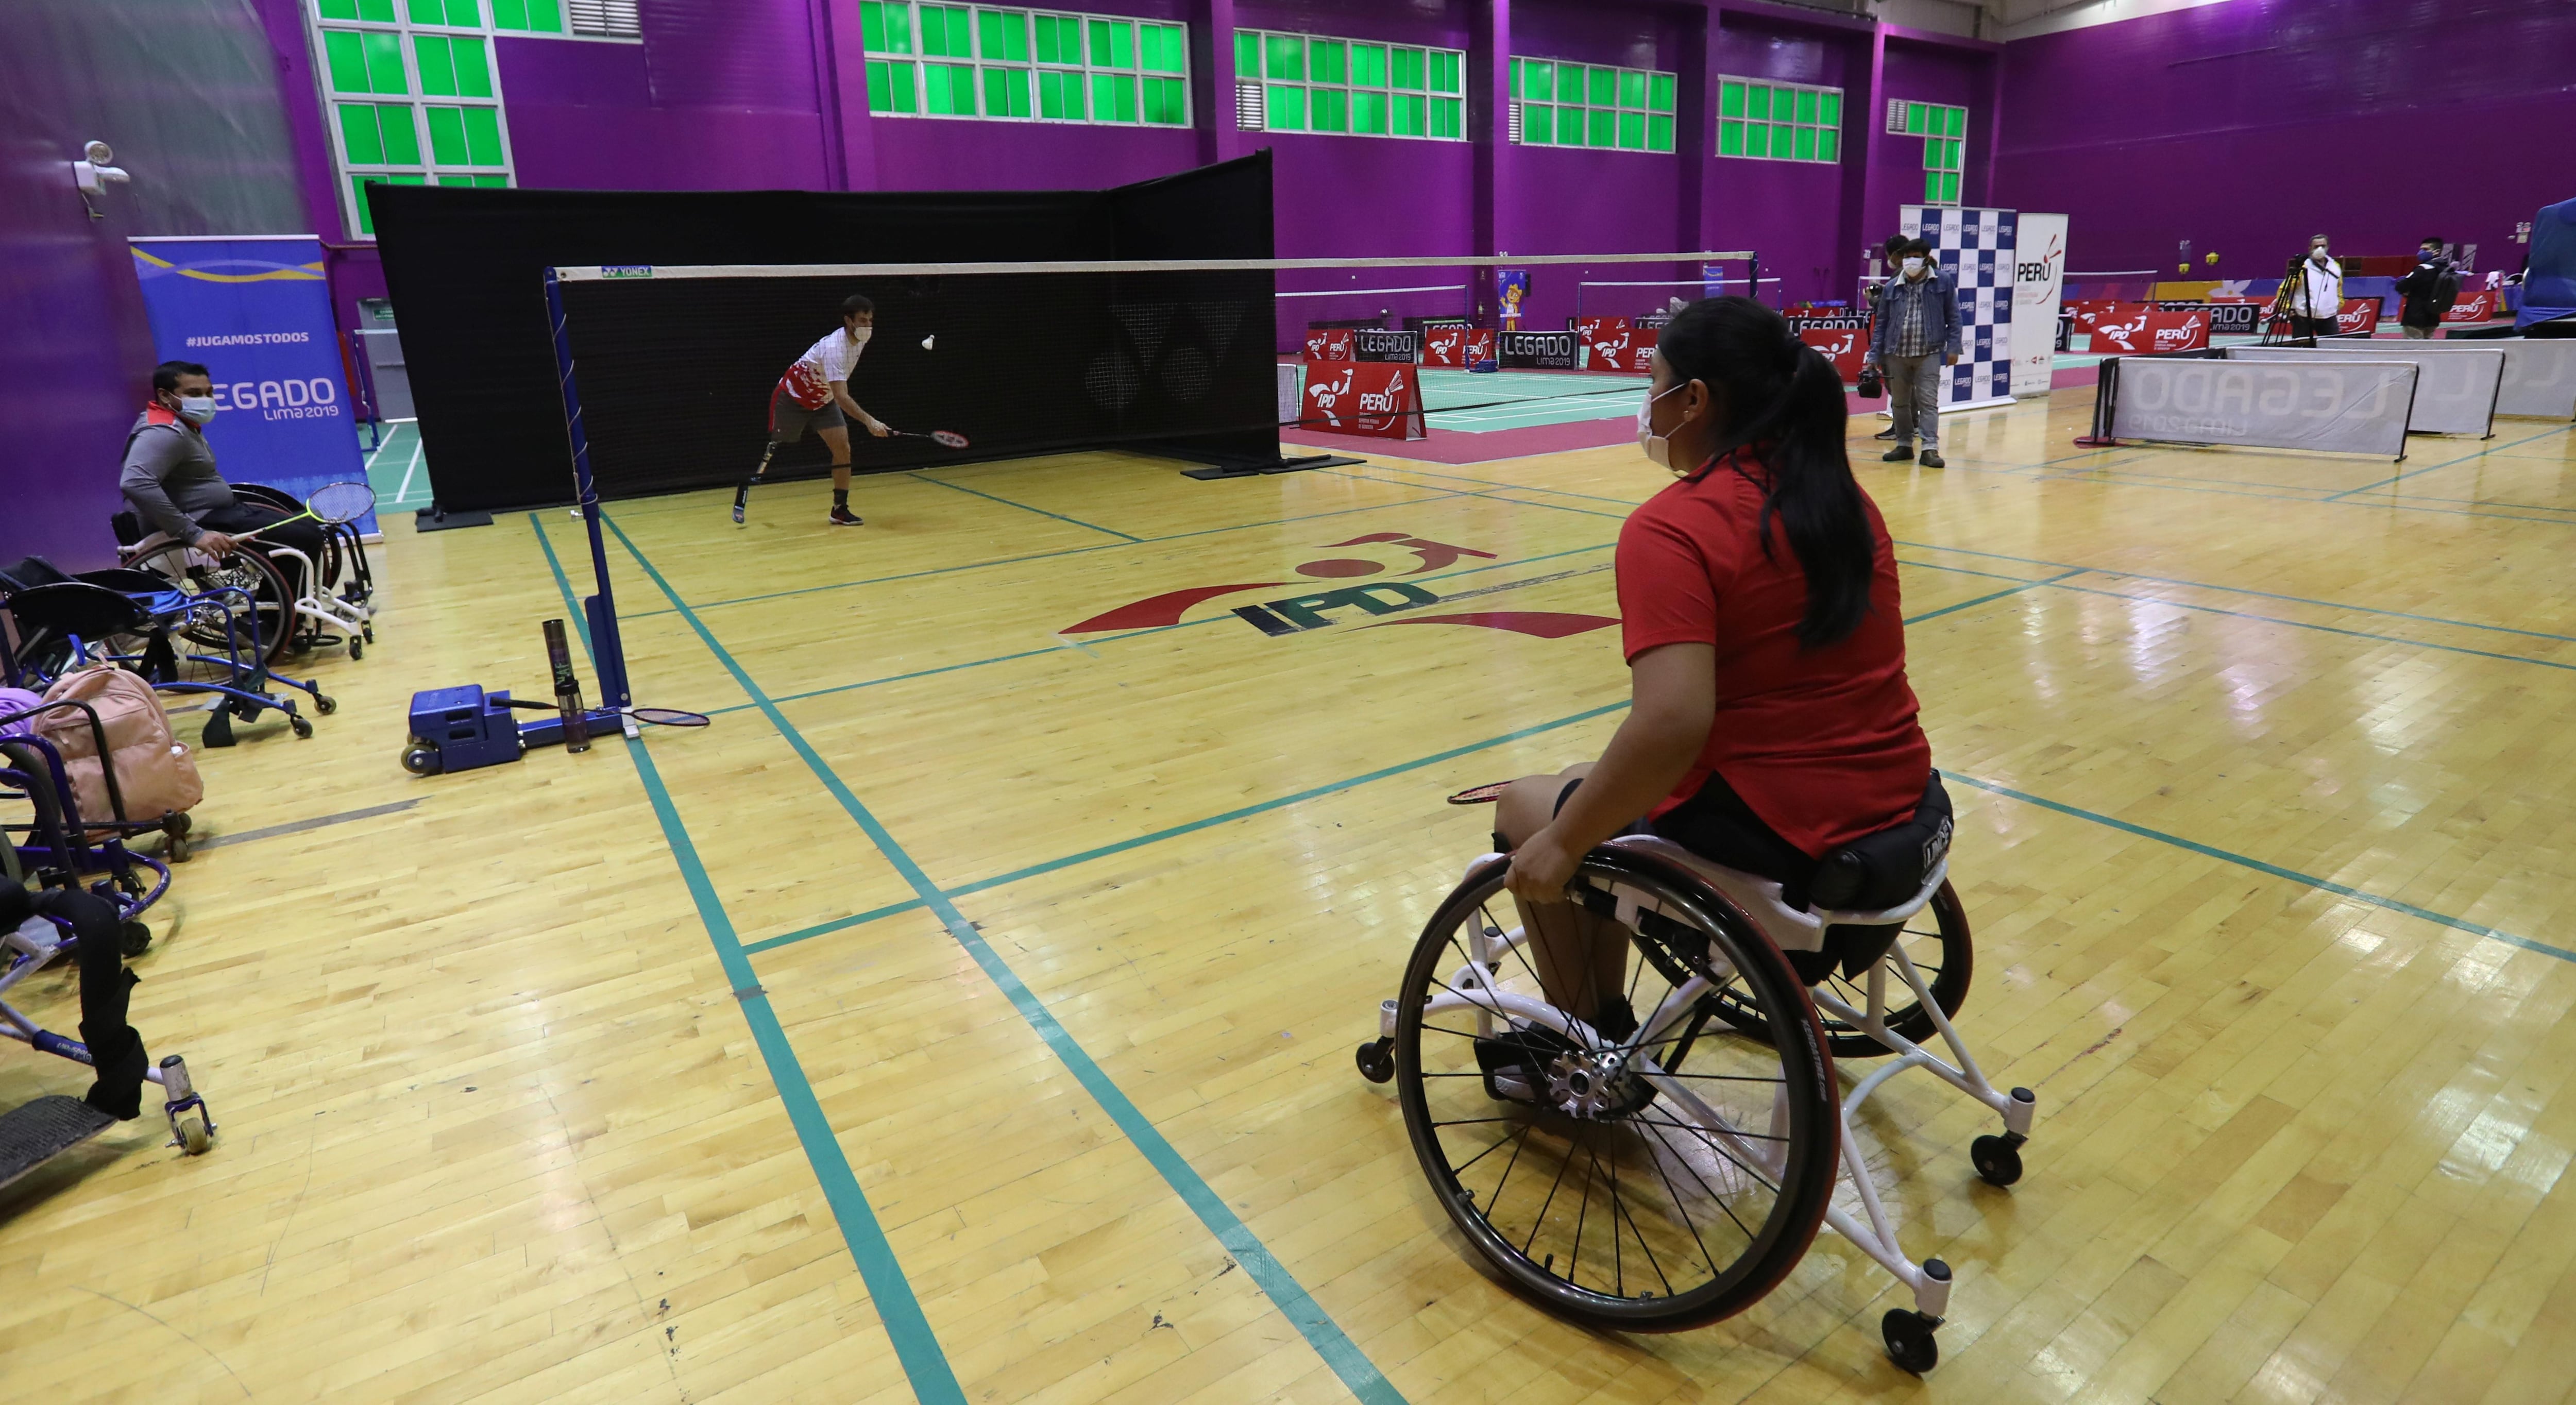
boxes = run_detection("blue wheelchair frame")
[3,569,331,749]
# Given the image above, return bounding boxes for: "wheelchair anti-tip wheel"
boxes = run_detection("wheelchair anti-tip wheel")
[1392,849,1840,1332]
[1704,880,1972,1059]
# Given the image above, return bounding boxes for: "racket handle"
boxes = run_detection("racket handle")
[543,618,590,753]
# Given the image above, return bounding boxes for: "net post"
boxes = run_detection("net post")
[543,267,632,711]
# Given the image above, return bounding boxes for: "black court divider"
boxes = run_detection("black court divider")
[371,153,1279,513]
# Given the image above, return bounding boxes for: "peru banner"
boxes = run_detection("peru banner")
[2442,291,2499,324]
[1302,363,1426,439]
[2335,299,2381,336]
[2093,309,2210,355]
[1303,328,1356,362]
[1797,325,1869,383]
[2010,212,2066,395]
[1424,326,1495,367]
[1577,317,1657,373]
[128,235,375,535]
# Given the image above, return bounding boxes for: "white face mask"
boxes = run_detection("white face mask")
[177,396,217,425]
[1636,383,1688,473]
[848,325,873,346]
[1901,257,1925,277]
[2312,246,2330,261]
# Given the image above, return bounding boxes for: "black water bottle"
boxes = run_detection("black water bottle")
[543,618,589,753]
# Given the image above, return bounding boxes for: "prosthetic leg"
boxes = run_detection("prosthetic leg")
[733,439,782,526]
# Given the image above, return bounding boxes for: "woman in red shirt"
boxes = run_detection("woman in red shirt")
[1495,295,1935,1039]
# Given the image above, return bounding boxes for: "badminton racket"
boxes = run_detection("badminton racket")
[1447,781,1511,805]
[501,699,711,729]
[230,481,376,542]
[890,429,970,449]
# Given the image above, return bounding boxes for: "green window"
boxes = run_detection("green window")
[1513,54,1674,153]
[1237,29,1464,142]
[308,0,522,239]
[1896,102,1970,202]
[1716,76,1846,165]
[863,6,1188,126]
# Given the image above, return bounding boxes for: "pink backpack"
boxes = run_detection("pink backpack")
[13,667,204,832]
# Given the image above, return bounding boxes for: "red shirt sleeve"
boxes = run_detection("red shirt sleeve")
[1615,488,1730,663]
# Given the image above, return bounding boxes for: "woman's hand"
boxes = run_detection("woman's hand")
[1505,825,1584,904]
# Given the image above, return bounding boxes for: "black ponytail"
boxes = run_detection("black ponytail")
[1656,295,1875,648]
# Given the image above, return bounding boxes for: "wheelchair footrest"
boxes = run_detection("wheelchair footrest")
[0,1095,116,1191]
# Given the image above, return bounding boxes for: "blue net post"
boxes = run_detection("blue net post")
[543,267,631,712]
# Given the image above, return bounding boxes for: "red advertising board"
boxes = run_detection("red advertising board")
[2442,291,2500,324]
[2066,299,2141,332]
[1302,362,1426,439]
[2090,309,2210,354]
[1797,325,1869,383]
[1303,328,1355,362]
[2335,299,2380,336]
[1576,317,1657,373]
[1422,326,1495,368]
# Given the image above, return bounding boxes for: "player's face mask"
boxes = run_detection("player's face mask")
[847,324,873,346]
[176,395,216,425]
[1901,257,1925,277]
[1636,382,1691,473]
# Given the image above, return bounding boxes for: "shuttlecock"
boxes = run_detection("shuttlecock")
[920,334,936,350]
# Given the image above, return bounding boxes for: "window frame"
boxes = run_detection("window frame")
[1230,27,1464,141]
[1715,75,1842,165]
[1887,99,1969,205]
[861,2,1191,128]
[1506,55,1675,154]
[304,0,525,242]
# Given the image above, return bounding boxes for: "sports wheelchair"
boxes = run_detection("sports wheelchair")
[1354,776,2035,1374]
[113,484,374,667]
[2,558,330,749]
[2,696,174,942]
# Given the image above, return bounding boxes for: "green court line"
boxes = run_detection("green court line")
[1940,772,2576,964]
[741,897,932,955]
[2049,579,2576,672]
[909,471,1144,543]
[532,517,968,1405]
[1908,569,2083,623]
[633,489,1476,618]
[602,512,1411,1405]
[2325,425,2568,499]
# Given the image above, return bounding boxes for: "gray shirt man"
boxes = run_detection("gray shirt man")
[119,412,236,547]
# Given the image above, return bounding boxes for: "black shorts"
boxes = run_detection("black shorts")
[1556,771,1821,910]
[769,383,845,444]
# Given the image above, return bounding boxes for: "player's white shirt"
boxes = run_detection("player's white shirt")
[781,327,869,409]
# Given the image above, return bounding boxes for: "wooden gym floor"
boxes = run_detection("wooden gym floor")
[5,391,2575,1404]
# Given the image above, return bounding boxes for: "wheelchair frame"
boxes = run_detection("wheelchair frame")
[1364,834,2038,1373]
[4,573,327,750]
[1,701,176,919]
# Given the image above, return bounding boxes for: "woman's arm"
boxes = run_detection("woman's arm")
[1505,641,1717,902]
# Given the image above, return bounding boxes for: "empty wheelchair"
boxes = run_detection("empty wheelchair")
[1355,776,2034,1373]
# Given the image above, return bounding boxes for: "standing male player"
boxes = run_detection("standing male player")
[737,293,892,527]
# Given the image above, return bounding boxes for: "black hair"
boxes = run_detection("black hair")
[1657,296,1874,648]
[1902,238,1934,257]
[151,360,209,393]
[840,293,875,319]
[2421,235,2445,250]
[1882,234,1909,256]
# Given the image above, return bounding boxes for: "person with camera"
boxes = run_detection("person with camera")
[1863,239,1958,469]
[2284,234,2345,340]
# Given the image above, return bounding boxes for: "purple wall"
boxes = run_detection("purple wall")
[1996,0,2575,280]
[1709,12,1866,306]
[5,0,307,570]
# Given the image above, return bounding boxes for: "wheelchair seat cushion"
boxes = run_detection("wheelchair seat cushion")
[1807,771,1953,912]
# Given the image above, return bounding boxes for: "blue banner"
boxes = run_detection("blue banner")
[128,236,376,536]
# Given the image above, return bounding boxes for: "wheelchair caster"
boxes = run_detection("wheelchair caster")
[400,741,443,776]
[363,625,375,644]
[120,921,152,958]
[1355,1038,1394,1084]
[176,1113,211,1156]
[348,636,363,661]
[290,714,314,739]
[1971,1132,2025,1187]
[314,693,338,715]
[1883,1309,1940,1374]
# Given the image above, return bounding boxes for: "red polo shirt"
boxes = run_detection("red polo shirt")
[1616,450,1931,857]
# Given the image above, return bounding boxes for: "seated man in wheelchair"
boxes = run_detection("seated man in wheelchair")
[117,360,329,598]
[1492,294,1948,1077]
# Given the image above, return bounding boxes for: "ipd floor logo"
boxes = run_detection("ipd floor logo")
[1062,530,1618,640]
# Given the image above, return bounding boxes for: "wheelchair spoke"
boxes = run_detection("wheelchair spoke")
[1520,1132,1581,1259]
[1447,1123,1530,1179]
[1626,1112,1783,1196]
[1632,1116,1766,1248]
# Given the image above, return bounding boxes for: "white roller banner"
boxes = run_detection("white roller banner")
[2364,338,2576,418]
[2228,345,2502,436]
[2010,213,2066,396]
[2109,357,2417,457]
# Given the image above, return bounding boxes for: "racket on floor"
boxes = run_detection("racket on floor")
[1447,781,1510,805]
[231,481,376,542]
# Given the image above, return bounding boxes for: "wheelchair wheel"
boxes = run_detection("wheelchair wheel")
[1706,881,1972,1059]
[1392,849,1839,1332]
[124,539,299,666]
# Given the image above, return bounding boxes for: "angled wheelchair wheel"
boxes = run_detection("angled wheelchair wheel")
[124,539,299,667]
[1706,881,1971,1059]
[1393,849,1840,1332]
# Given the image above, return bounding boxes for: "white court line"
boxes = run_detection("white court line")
[395,429,425,503]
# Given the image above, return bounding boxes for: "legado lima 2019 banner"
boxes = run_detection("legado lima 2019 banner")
[129,236,375,535]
